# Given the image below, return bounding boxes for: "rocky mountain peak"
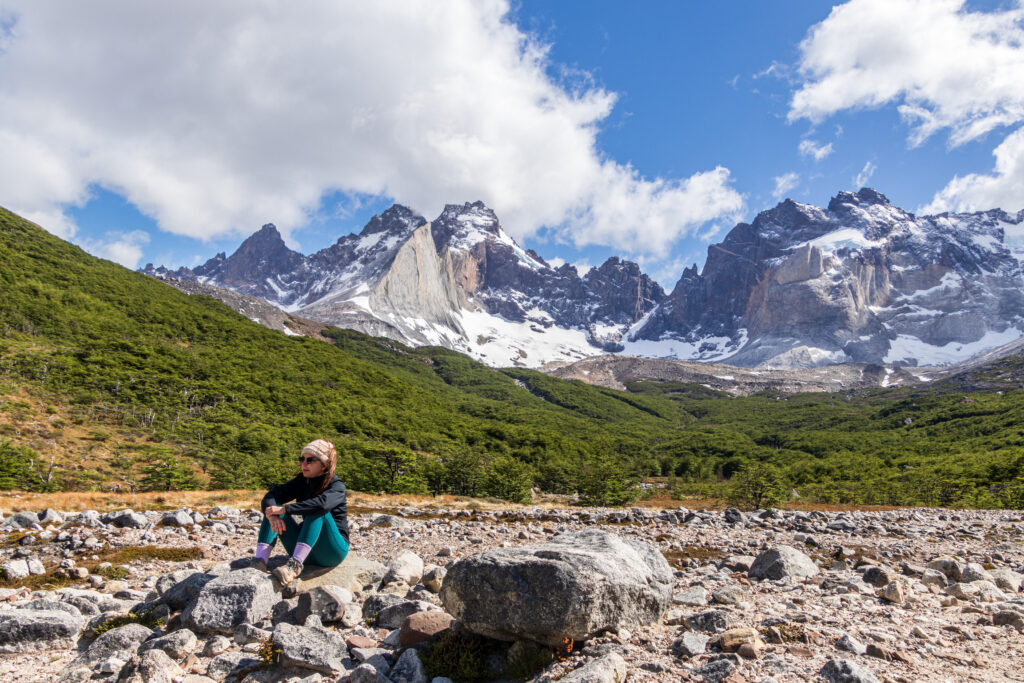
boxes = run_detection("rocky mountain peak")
[357,204,426,237]
[431,201,504,252]
[827,187,892,212]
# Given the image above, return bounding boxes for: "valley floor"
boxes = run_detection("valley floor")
[1,493,1022,682]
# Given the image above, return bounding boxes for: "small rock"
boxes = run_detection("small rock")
[559,652,627,683]
[691,656,737,682]
[748,546,819,581]
[994,610,1024,632]
[837,633,867,655]
[684,609,729,633]
[347,663,390,683]
[202,635,232,657]
[389,647,429,683]
[877,579,910,605]
[673,586,709,606]
[295,585,353,623]
[820,658,880,683]
[384,550,425,586]
[422,566,447,593]
[139,628,198,660]
[399,611,455,647]
[206,652,261,681]
[672,631,710,658]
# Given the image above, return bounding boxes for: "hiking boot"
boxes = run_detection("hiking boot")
[273,557,304,586]
[248,557,268,573]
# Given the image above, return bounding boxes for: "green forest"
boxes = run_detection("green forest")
[2,205,1023,508]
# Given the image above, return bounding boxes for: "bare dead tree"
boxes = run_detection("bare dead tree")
[30,453,56,489]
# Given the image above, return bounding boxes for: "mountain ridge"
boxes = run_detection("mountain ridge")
[144,189,1024,369]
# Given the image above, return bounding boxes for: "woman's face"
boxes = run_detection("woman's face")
[300,455,326,478]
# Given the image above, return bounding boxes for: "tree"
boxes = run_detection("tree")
[0,439,42,490]
[728,462,787,509]
[140,453,200,491]
[483,456,533,503]
[577,452,638,507]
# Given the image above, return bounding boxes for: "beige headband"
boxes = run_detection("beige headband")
[301,439,334,464]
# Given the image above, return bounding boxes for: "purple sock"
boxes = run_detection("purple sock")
[292,542,312,564]
[254,543,271,561]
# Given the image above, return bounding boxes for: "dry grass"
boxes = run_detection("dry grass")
[0,487,908,515]
[0,490,559,515]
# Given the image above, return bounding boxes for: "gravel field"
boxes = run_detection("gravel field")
[1,501,1022,682]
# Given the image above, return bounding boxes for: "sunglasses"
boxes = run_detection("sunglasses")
[297,456,320,465]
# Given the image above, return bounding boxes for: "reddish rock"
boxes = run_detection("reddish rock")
[399,611,455,647]
[345,635,377,649]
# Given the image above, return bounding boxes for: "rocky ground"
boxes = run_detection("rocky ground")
[0,502,1022,682]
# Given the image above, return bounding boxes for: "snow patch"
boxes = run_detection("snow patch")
[791,228,884,254]
[884,327,1023,365]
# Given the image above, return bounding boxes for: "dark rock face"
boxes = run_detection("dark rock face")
[438,530,672,647]
[635,188,1024,367]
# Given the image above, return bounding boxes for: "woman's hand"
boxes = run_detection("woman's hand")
[264,506,286,534]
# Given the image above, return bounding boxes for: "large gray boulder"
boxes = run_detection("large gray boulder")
[748,545,819,581]
[159,571,215,611]
[182,568,278,633]
[294,554,387,594]
[0,609,82,653]
[272,622,349,674]
[104,509,150,529]
[439,530,673,647]
[1,511,41,529]
[56,621,155,681]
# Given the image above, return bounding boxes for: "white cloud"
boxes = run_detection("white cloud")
[772,172,800,200]
[853,162,877,188]
[923,126,1024,213]
[798,139,833,161]
[790,0,1024,147]
[0,0,743,256]
[790,0,1024,213]
[546,256,566,269]
[574,260,594,277]
[80,230,150,269]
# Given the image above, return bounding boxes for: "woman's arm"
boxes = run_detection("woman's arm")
[285,479,346,516]
[261,477,301,510]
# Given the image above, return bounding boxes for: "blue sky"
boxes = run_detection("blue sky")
[2,1,1022,288]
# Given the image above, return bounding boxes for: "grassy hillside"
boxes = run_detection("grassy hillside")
[1,206,1023,508]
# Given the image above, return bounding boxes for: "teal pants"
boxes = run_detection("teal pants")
[257,511,349,567]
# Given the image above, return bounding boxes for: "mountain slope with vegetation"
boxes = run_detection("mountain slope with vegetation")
[1,206,1023,508]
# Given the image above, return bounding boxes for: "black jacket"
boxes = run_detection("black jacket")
[261,475,349,542]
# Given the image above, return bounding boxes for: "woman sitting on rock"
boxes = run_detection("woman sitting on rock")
[251,439,350,586]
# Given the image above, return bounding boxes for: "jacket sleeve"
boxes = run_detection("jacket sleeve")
[262,477,300,510]
[284,479,346,516]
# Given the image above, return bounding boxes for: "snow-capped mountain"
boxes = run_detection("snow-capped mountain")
[144,202,664,367]
[634,188,1024,367]
[143,189,1024,369]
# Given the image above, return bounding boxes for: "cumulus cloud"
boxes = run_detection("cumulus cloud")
[790,0,1024,147]
[0,0,743,256]
[853,162,877,189]
[79,230,150,269]
[922,126,1024,213]
[772,172,800,200]
[789,0,1024,212]
[798,139,833,161]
